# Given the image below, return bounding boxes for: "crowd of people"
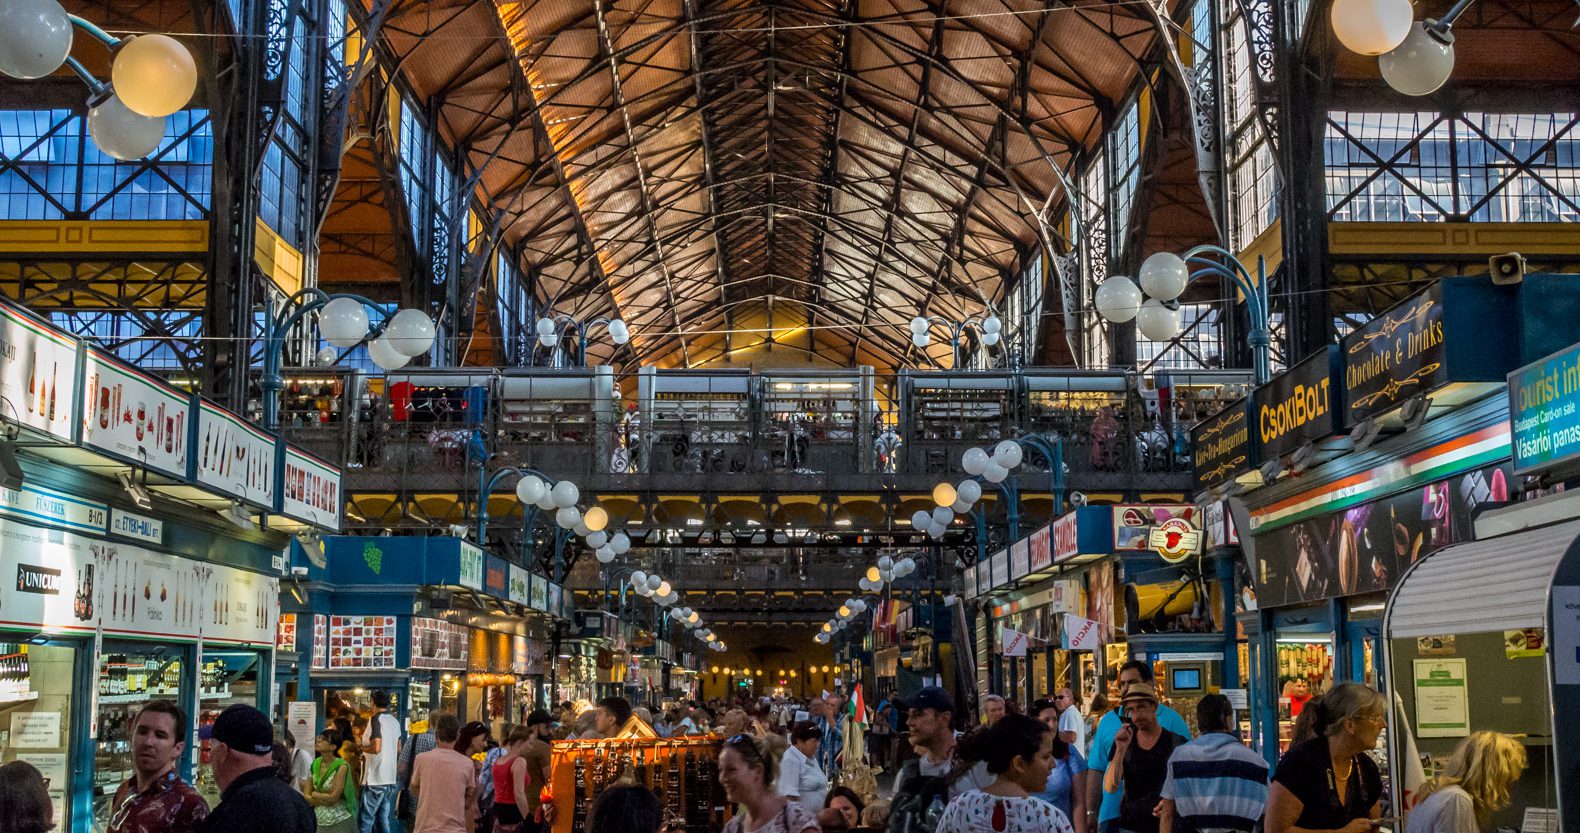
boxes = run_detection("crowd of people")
[0,675,1529,833]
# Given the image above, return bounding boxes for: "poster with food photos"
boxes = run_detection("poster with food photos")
[312,614,328,669]
[328,615,397,669]
[280,445,342,530]
[277,613,298,652]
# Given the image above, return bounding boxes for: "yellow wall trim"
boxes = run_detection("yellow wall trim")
[1329,221,1580,257]
[0,220,208,254]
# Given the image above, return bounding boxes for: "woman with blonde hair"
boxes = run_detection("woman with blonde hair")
[1406,732,1526,833]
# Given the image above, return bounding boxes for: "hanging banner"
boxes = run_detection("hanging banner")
[1053,511,1080,563]
[1063,614,1102,650]
[279,445,342,530]
[0,302,78,442]
[195,400,277,507]
[528,573,548,612]
[81,347,191,478]
[1009,539,1031,580]
[999,626,1028,657]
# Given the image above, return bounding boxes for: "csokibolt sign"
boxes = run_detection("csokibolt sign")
[1254,346,1342,461]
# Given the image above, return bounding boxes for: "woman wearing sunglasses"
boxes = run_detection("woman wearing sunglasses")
[719,733,819,833]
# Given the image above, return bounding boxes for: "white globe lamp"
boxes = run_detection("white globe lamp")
[607,319,631,345]
[554,506,581,529]
[994,440,1023,469]
[550,480,580,508]
[1093,276,1144,323]
[0,0,72,80]
[515,476,547,505]
[1136,298,1184,342]
[1138,252,1191,301]
[87,95,165,161]
[366,335,410,371]
[319,297,371,347]
[1331,0,1414,55]
[1379,23,1455,96]
[961,447,990,475]
[609,532,631,554]
[957,479,982,504]
[383,309,436,357]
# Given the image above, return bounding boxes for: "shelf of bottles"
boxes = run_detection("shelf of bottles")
[0,645,36,705]
[1276,640,1333,755]
[196,655,260,805]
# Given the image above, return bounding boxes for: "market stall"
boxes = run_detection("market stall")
[548,719,725,833]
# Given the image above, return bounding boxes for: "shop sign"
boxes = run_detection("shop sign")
[484,555,509,598]
[1009,539,1031,579]
[548,581,565,620]
[195,400,277,507]
[279,445,341,530]
[1192,398,1252,491]
[528,572,548,611]
[1251,461,1508,608]
[989,550,1008,588]
[1255,348,1340,460]
[0,301,79,442]
[109,508,163,545]
[1149,517,1201,564]
[327,615,397,669]
[1114,504,1194,551]
[1508,340,1580,474]
[0,521,277,645]
[81,348,192,477]
[410,617,468,671]
[518,636,547,675]
[508,563,530,606]
[1029,525,1052,572]
[1342,283,1446,425]
[1053,512,1079,563]
[1048,580,1083,614]
[458,541,485,591]
[1063,614,1101,650]
[0,481,107,534]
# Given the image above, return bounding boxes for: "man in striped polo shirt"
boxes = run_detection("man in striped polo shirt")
[1158,694,1269,833]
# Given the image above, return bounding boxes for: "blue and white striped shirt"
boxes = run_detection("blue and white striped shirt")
[1159,732,1269,833]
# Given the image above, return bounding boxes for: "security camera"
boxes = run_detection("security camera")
[291,566,309,578]
[1489,252,1526,285]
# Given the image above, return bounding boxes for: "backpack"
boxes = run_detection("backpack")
[888,763,951,833]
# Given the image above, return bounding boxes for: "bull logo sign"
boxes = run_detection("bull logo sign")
[1149,517,1201,564]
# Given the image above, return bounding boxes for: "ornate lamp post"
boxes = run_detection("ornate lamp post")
[535,314,630,367]
[908,314,1002,368]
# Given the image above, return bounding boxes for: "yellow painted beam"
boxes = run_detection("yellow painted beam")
[0,220,208,254]
[254,218,305,295]
[1328,221,1580,258]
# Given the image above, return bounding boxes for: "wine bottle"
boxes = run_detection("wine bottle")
[47,363,56,420]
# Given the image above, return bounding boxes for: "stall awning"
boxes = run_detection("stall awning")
[1386,518,1580,639]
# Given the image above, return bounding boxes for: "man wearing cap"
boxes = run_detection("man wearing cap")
[895,686,994,798]
[522,709,556,829]
[200,704,316,833]
[1088,661,1192,833]
[1101,683,1189,833]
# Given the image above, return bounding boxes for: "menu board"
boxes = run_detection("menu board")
[280,445,341,530]
[312,614,328,669]
[0,301,78,442]
[195,400,277,507]
[81,348,191,477]
[410,618,468,671]
[508,564,529,606]
[328,615,397,669]
[277,613,298,652]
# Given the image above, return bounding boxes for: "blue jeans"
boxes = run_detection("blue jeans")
[359,784,399,833]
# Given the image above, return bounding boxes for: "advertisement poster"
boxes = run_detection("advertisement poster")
[1086,561,1116,642]
[459,542,484,591]
[328,615,397,669]
[286,701,317,749]
[410,618,468,671]
[1113,505,1194,551]
[312,613,328,670]
[528,574,548,612]
[547,582,564,620]
[1508,341,1580,474]
[280,446,342,530]
[1413,658,1469,737]
[508,563,529,606]
[1253,462,1510,608]
[0,302,78,442]
[195,401,277,507]
[81,348,191,478]
[277,613,298,652]
[1504,628,1545,658]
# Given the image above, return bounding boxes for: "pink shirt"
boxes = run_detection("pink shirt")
[410,748,478,833]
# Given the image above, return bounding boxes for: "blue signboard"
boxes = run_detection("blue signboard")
[1509,341,1580,475]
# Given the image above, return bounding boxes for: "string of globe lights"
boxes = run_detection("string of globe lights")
[627,569,727,654]
[813,551,922,645]
[1,0,200,160]
[909,440,1026,539]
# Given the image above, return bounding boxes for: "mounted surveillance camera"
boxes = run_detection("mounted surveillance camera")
[1489,252,1526,285]
[1259,458,1283,485]
[291,566,309,578]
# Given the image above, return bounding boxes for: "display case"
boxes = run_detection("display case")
[194,651,264,807]
[1275,637,1334,754]
[94,646,186,830]
[0,642,75,833]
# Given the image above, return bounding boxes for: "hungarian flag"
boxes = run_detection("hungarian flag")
[850,683,868,726]
[1393,692,1428,811]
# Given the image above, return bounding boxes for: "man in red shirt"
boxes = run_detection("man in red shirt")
[109,700,209,833]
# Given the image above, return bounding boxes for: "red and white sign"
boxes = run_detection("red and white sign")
[1202,500,1240,550]
[1000,626,1028,657]
[1114,504,1195,551]
[1053,512,1080,563]
[1063,614,1101,650]
[1009,539,1031,579]
[1150,516,1202,564]
[1029,525,1052,572]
